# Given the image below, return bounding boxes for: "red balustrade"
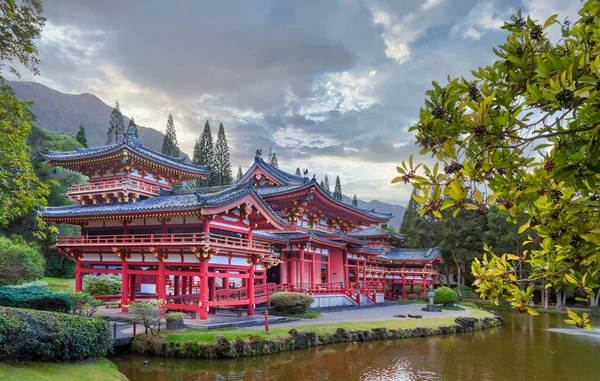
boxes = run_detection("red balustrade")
[56,232,272,252]
[68,179,160,194]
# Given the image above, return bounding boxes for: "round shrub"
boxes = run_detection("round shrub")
[434,286,460,305]
[82,274,121,296]
[0,284,71,312]
[0,237,45,285]
[165,312,185,330]
[269,292,314,314]
[0,306,112,361]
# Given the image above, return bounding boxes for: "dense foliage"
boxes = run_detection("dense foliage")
[0,236,44,285]
[434,287,460,305]
[193,120,215,186]
[82,274,121,296]
[333,175,343,200]
[0,284,71,312]
[0,306,112,361]
[269,292,314,314]
[128,300,165,335]
[62,291,103,316]
[106,101,125,144]
[395,2,600,327]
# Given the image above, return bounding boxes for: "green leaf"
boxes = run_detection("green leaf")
[564,274,578,284]
[518,223,530,234]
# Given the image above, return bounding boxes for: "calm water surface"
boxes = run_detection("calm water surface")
[112,310,600,381]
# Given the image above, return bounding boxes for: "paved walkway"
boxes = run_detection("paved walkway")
[247,304,473,330]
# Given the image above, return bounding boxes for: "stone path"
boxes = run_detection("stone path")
[247,303,473,330]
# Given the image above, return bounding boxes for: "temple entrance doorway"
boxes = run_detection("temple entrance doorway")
[266,266,280,284]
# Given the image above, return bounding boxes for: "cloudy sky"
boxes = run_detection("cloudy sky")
[5,0,580,205]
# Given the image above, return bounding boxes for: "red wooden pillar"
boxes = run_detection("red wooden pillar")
[401,276,407,299]
[199,261,209,320]
[299,246,305,288]
[362,258,367,284]
[121,262,129,312]
[208,277,216,301]
[189,275,193,294]
[248,264,255,317]
[129,274,136,301]
[422,276,427,294]
[223,276,229,289]
[343,249,348,284]
[157,260,166,300]
[75,260,83,292]
[174,276,180,296]
[262,270,267,285]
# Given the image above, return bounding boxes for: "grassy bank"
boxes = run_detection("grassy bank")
[166,308,494,343]
[41,277,75,292]
[0,358,126,381]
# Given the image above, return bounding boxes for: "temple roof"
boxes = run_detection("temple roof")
[381,247,441,262]
[255,182,393,223]
[44,131,210,176]
[347,226,406,241]
[42,182,287,227]
[238,153,307,186]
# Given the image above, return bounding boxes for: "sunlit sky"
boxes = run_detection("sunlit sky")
[4,0,579,205]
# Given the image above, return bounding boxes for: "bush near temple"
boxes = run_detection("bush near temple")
[0,306,112,361]
[269,292,314,314]
[0,284,71,312]
[0,237,45,285]
[454,285,478,300]
[128,300,165,335]
[82,274,121,296]
[62,291,103,316]
[165,312,185,330]
[434,287,460,305]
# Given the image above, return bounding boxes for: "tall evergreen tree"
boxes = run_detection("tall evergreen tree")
[75,123,87,148]
[323,174,331,194]
[128,117,139,138]
[400,189,420,234]
[352,194,358,207]
[270,152,278,167]
[106,101,125,144]
[161,113,180,158]
[213,123,232,185]
[295,167,301,176]
[236,166,243,182]
[320,180,325,188]
[333,175,342,200]
[192,120,215,186]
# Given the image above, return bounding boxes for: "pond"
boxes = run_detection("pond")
[111,310,600,381]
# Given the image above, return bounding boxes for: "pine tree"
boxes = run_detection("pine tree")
[320,180,325,188]
[106,101,125,144]
[323,174,331,194]
[400,189,420,234]
[333,175,342,200]
[128,117,139,138]
[161,113,180,157]
[270,152,278,167]
[75,123,87,148]
[192,120,215,186]
[352,194,358,207]
[236,166,243,182]
[295,167,301,176]
[213,123,233,186]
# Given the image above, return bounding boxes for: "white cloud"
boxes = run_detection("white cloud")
[451,1,513,40]
[273,127,340,149]
[371,9,414,64]
[422,0,443,10]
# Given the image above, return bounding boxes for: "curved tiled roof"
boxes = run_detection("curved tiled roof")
[45,136,210,176]
[42,182,287,227]
[381,247,441,261]
[238,154,307,186]
[347,226,405,241]
[255,182,393,222]
[252,230,290,244]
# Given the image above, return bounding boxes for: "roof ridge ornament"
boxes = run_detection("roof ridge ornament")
[122,125,143,147]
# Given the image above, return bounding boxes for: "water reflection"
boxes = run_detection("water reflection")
[112,311,600,381]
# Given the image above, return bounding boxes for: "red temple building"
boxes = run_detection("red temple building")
[42,129,441,320]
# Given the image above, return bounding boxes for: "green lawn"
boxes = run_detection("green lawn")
[165,308,495,343]
[269,310,322,319]
[42,277,75,292]
[0,358,126,381]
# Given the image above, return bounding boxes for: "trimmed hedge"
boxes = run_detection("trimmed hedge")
[434,287,460,305]
[0,284,71,312]
[0,306,112,361]
[269,292,314,314]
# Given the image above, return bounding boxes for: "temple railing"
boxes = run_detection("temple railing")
[56,232,272,252]
[68,179,160,195]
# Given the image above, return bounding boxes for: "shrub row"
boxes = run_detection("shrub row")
[0,284,72,312]
[0,306,113,361]
[132,316,503,359]
[83,274,121,296]
[269,292,314,314]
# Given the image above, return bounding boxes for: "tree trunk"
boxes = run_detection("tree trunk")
[594,288,600,306]
[451,252,461,287]
[555,289,562,309]
[562,290,567,307]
